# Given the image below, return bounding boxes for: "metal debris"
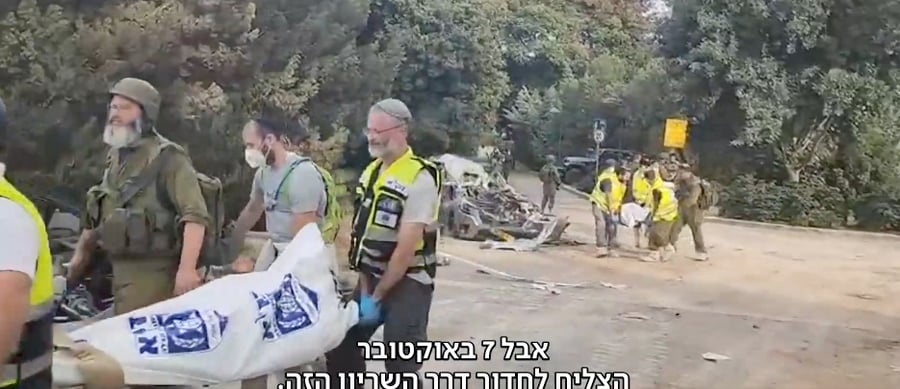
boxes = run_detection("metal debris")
[702,352,731,362]
[600,282,628,290]
[619,312,650,321]
[435,154,571,250]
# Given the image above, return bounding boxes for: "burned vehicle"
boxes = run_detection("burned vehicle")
[435,154,570,250]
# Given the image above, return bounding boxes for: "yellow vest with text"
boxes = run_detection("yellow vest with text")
[653,186,679,222]
[632,167,664,206]
[590,168,626,212]
[0,178,54,387]
[349,149,442,278]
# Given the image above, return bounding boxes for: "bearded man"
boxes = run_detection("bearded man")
[66,78,210,325]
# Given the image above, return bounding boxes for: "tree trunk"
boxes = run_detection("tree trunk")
[785,165,801,183]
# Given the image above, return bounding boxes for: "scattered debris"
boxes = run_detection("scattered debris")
[702,352,731,362]
[600,282,627,290]
[443,252,584,289]
[435,154,571,250]
[531,283,561,295]
[850,293,879,300]
[619,312,650,321]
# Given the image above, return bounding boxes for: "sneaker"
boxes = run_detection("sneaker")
[693,252,709,261]
[641,251,661,262]
[664,245,676,254]
[595,247,609,257]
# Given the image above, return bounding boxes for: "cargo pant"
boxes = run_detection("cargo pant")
[110,256,177,389]
[110,256,177,315]
[647,219,675,250]
[671,205,707,253]
[592,203,618,248]
[541,185,557,213]
[325,273,433,389]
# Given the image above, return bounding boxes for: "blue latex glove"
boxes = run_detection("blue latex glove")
[358,294,383,326]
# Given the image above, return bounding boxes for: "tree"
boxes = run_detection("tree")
[661,0,900,182]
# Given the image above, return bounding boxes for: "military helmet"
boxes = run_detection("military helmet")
[109,77,161,121]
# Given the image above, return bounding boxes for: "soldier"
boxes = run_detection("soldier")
[671,164,708,261]
[66,78,211,319]
[326,99,441,387]
[0,97,55,388]
[538,154,561,213]
[590,159,626,257]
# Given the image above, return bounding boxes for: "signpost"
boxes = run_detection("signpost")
[593,118,606,175]
[663,118,689,149]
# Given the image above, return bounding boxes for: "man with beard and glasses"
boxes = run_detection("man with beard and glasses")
[325,99,441,387]
[66,78,210,326]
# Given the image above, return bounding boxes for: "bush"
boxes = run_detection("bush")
[720,174,845,228]
[853,192,900,231]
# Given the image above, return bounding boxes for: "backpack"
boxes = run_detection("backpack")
[277,158,343,243]
[698,179,719,210]
[119,142,227,266]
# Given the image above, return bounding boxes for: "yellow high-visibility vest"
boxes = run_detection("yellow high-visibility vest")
[590,168,625,212]
[653,186,679,222]
[349,148,442,280]
[0,177,54,387]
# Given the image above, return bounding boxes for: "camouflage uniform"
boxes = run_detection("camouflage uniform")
[82,79,210,315]
[671,171,707,260]
[538,157,561,213]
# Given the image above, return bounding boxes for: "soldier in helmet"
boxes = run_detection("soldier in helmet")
[66,78,211,321]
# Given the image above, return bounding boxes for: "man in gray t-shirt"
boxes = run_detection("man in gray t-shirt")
[250,152,326,244]
[230,118,328,268]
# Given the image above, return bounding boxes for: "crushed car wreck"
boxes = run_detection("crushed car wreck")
[435,154,571,251]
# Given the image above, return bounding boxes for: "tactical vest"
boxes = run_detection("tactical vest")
[349,148,441,282]
[85,137,181,258]
[653,187,679,222]
[0,178,54,388]
[590,168,626,212]
[268,157,343,243]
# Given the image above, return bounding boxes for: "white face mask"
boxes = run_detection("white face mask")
[244,148,266,168]
[103,124,140,148]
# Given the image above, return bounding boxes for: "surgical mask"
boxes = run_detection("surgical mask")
[103,124,140,148]
[244,148,266,168]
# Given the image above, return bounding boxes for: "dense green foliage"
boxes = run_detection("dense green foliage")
[2,0,898,231]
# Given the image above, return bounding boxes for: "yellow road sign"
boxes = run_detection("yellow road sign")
[664,118,689,149]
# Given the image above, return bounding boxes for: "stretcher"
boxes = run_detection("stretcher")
[51,224,358,388]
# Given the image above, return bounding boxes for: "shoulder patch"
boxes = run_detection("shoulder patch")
[384,178,409,196]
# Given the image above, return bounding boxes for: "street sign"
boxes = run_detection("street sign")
[593,129,606,144]
[663,118,689,148]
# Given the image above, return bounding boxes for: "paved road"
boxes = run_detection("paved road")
[215,172,900,389]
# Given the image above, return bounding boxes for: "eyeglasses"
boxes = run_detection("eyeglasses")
[361,122,406,136]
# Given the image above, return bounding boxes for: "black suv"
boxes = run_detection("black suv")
[556,148,637,192]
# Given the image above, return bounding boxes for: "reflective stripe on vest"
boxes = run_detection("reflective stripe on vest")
[348,148,441,279]
[0,178,55,387]
[653,187,679,222]
[590,168,625,212]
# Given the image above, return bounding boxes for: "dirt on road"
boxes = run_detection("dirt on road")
[412,172,900,389]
